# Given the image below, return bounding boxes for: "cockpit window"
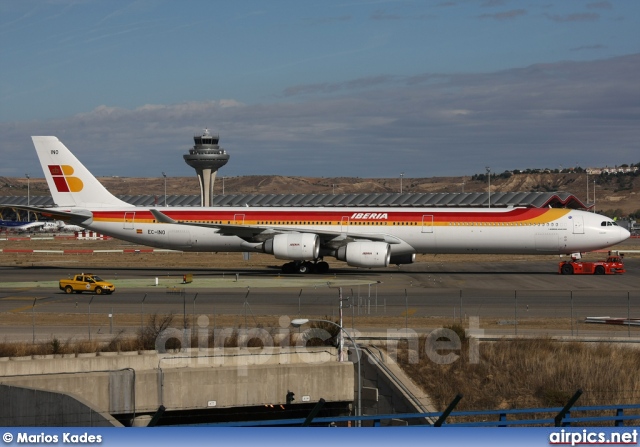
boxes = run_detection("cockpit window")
[601,221,618,227]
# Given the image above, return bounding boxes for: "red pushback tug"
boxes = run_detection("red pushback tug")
[558,253,626,275]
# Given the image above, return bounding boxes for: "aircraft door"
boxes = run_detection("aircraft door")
[422,215,434,233]
[234,214,245,225]
[572,215,584,234]
[340,216,350,233]
[123,212,135,230]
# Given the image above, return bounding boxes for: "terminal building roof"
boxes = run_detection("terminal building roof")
[1,191,590,210]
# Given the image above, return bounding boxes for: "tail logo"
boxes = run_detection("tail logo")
[48,165,83,192]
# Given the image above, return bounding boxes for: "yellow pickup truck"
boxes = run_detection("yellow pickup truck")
[59,273,115,295]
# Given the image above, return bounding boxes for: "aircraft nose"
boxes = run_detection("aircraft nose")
[619,226,631,243]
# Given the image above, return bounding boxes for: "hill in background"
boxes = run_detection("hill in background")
[1,171,639,217]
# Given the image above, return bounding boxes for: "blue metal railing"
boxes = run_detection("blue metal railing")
[200,403,640,427]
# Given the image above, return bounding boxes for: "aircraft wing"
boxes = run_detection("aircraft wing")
[150,209,272,239]
[149,209,402,247]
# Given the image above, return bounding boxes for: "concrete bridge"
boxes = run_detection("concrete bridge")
[0,347,354,426]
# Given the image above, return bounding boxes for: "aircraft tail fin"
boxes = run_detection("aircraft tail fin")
[32,136,132,208]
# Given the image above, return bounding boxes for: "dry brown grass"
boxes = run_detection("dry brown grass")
[394,333,640,413]
[0,313,300,357]
[0,336,106,358]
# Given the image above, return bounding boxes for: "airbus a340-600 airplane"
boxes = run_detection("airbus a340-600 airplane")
[4,136,630,273]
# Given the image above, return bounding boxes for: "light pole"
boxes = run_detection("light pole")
[593,180,596,213]
[88,295,95,342]
[291,318,361,423]
[32,297,37,344]
[140,294,147,337]
[400,173,404,194]
[327,283,349,362]
[485,167,491,208]
[192,293,199,328]
[25,174,30,221]
[222,176,226,195]
[586,171,589,203]
[162,172,167,207]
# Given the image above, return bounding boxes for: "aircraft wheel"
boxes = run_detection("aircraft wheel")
[282,262,295,274]
[315,261,329,274]
[594,266,605,275]
[95,287,103,295]
[65,286,74,294]
[298,262,313,274]
[561,264,573,275]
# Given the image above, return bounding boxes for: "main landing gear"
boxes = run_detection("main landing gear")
[281,260,330,274]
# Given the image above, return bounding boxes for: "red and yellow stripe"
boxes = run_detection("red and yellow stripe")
[91,208,570,227]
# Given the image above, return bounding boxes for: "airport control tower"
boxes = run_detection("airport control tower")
[183,129,230,207]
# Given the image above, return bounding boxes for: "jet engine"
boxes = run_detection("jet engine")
[336,242,390,268]
[390,253,416,265]
[263,233,320,260]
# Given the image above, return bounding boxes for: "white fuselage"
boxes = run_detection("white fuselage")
[82,206,629,256]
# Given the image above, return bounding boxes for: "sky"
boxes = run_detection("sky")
[0,0,639,180]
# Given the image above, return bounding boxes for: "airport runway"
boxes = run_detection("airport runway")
[1,255,638,343]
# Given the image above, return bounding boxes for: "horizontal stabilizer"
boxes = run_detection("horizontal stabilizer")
[149,209,177,224]
[0,204,93,224]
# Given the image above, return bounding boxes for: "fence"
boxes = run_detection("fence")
[206,402,640,427]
